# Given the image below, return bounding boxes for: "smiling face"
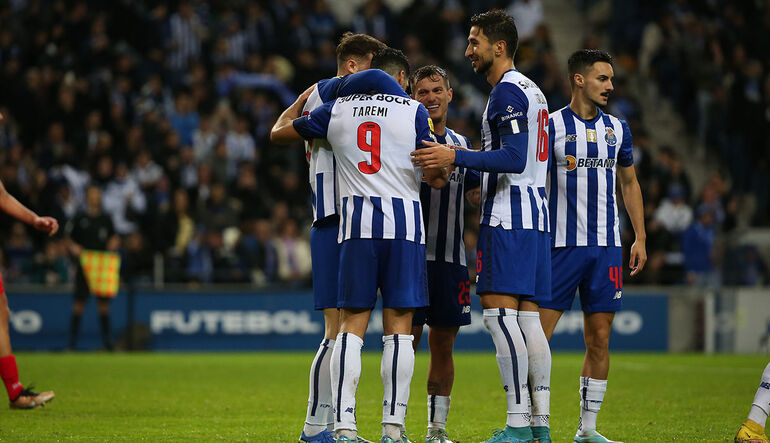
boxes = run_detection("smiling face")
[412,74,452,129]
[465,26,495,76]
[577,61,615,107]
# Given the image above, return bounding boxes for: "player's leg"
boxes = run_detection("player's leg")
[411,314,425,351]
[736,363,770,443]
[538,308,563,340]
[0,289,22,404]
[379,239,426,443]
[519,301,551,442]
[300,222,341,443]
[575,247,623,443]
[96,297,113,350]
[539,246,588,340]
[576,311,614,441]
[425,325,458,441]
[332,238,379,442]
[477,226,532,443]
[0,287,54,409]
[69,265,89,350]
[331,308,371,441]
[422,261,470,442]
[381,308,416,442]
[518,232,553,443]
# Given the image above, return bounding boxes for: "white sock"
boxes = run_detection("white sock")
[381,334,415,437]
[578,377,607,433]
[518,311,551,428]
[748,363,770,426]
[428,395,450,431]
[483,308,530,428]
[303,338,335,436]
[331,332,363,435]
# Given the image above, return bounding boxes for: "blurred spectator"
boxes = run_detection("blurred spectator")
[654,185,693,235]
[273,218,311,284]
[102,162,147,236]
[682,205,718,287]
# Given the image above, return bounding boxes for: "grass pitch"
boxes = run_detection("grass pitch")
[0,352,764,441]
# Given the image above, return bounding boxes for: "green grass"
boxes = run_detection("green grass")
[0,352,764,441]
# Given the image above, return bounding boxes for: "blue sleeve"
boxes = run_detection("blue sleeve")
[454,82,529,173]
[334,70,409,99]
[414,104,433,149]
[293,100,334,139]
[618,120,634,167]
[453,137,527,173]
[315,78,341,103]
[460,135,481,188]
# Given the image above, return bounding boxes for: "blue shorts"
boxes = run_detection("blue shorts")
[540,246,623,312]
[338,239,428,309]
[413,261,471,328]
[310,221,340,310]
[476,225,551,303]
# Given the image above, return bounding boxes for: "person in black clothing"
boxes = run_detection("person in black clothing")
[65,185,120,350]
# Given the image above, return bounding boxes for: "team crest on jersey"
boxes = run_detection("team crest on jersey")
[428,117,434,133]
[605,128,617,146]
[586,129,597,143]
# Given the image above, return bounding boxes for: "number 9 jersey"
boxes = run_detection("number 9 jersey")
[294,93,434,245]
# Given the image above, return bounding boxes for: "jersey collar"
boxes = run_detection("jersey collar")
[565,104,604,125]
[495,68,518,86]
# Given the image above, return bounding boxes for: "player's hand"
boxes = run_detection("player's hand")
[32,216,59,236]
[629,239,647,276]
[411,140,455,169]
[295,84,315,109]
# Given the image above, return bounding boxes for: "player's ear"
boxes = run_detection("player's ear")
[573,72,584,88]
[447,87,453,103]
[344,59,357,75]
[495,40,506,57]
[397,71,408,90]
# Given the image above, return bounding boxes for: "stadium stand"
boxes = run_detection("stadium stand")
[0,0,766,288]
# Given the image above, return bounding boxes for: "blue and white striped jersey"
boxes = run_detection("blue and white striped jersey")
[294,93,434,244]
[421,128,480,266]
[547,106,634,247]
[303,77,343,223]
[303,71,411,223]
[478,70,550,231]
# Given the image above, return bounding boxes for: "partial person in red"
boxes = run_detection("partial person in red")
[0,112,59,409]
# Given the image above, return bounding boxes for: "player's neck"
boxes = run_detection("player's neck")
[433,119,447,136]
[487,59,515,86]
[570,95,599,121]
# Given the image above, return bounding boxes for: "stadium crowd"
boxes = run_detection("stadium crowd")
[0,0,765,287]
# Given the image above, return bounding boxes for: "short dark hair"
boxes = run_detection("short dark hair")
[336,32,386,65]
[469,9,518,58]
[371,47,410,78]
[568,49,613,85]
[410,65,450,91]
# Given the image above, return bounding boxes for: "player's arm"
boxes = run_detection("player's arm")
[617,122,646,276]
[0,179,58,236]
[269,84,316,144]
[411,83,528,172]
[334,69,409,98]
[415,105,448,188]
[464,168,481,207]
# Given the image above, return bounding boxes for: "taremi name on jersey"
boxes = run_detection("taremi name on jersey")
[295,91,433,309]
